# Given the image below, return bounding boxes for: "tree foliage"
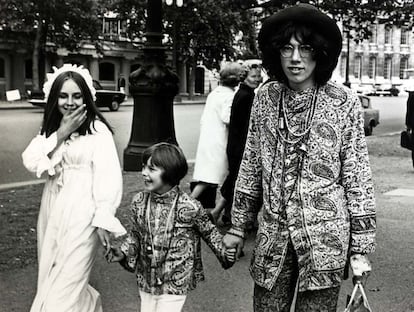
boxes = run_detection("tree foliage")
[236,0,414,41]
[0,0,102,89]
[164,0,258,68]
[0,0,102,50]
[109,0,258,68]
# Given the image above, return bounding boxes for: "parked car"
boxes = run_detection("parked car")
[373,84,400,96]
[354,84,376,96]
[93,80,125,111]
[29,80,126,111]
[359,95,379,136]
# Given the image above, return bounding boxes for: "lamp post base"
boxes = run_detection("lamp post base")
[123,144,149,172]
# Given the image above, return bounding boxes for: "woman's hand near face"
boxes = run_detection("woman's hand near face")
[57,104,87,143]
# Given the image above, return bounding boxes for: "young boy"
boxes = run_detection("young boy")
[107,143,236,312]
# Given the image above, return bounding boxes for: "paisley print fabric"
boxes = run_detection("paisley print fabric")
[120,186,229,295]
[230,81,376,292]
[253,243,340,312]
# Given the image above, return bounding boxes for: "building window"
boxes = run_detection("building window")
[99,62,115,81]
[103,18,119,35]
[25,59,33,79]
[368,57,376,79]
[354,56,362,79]
[401,28,409,45]
[384,58,392,80]
[384,26,392,44]
[369,25,377,44]
[0,58,4,78]
[400,58,408,79]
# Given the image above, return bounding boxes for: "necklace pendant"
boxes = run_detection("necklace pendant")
[146,245,153,255]
[150,257,157,269]
[299,143,307,153]
[279,117,285,129]
[156,277,163,286]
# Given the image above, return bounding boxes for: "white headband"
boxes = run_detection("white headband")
[43,64,97,101]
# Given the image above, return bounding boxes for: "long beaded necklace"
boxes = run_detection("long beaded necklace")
[276,86,319,145]
[145,193,179,286]
[276,86,318,207]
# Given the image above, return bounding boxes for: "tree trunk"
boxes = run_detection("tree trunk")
[32,20,43,92]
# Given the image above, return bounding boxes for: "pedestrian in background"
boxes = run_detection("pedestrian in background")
[106,143,235,312]
[209,63,262,225]
[118,73,126,93]
[190,62,243,210]
[223,4,376,311]
[22,64,126,312]
[405,90,414,167]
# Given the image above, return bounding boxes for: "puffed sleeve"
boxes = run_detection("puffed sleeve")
[22,132,62,178]
[90,121,126,237]
[340,97,376,254]
[229,91,263,239]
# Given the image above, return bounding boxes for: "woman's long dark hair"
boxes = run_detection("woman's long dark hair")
[40,71,113,137]
[260,22,338,86]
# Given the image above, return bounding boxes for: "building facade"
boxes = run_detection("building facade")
[0,12,147,100]
[0,10,218,101]
[335,23,414,91]
[2,12,413,101]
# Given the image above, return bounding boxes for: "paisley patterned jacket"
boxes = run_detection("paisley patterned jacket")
[230,81,376,292]
[119,187,230,295]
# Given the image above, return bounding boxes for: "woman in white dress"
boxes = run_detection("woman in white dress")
[190,62,243,207]
[22,64,126,312]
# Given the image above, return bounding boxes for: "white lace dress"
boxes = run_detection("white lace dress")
[22,120,126,312]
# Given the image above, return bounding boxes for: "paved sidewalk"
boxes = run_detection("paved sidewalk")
[1,135,414,311]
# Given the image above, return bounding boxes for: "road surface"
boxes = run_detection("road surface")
[0,104,203,186]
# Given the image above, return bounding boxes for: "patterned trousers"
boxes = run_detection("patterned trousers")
[253,243,340,312]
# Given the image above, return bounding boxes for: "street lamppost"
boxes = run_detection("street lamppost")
[344,28,351,87]
[123,0,180,171]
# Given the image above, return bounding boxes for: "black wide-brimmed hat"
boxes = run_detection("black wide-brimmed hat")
[258,3,342,59]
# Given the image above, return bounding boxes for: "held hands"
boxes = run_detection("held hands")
[96,228,125,263]
[224,248,237,263]
[96,228,111,259]
[57,104,87,142]
[105,246,125,263]
[222,233,244,261]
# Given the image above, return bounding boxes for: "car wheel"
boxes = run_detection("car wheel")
[109,100,120,111]
[364,124,373,136]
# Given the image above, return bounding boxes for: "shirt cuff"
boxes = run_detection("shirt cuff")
[227,226,246,240]
[350,232,376,254]
[92,209,127,237]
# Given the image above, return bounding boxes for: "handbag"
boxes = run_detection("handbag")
[189,181,217,208]
[400,129,413,150]
[344,280,372,312]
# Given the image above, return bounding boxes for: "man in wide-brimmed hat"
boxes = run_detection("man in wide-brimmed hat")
[223,4,376,311]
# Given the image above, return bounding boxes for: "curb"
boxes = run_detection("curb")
[0,104,39,110]
[0,179,45,191]
[0,101,205,110]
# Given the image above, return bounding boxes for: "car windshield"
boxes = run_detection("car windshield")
[359,96,370,109]
[93,80,102,90]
